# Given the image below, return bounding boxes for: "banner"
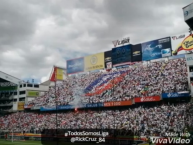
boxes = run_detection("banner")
[85,70,128,96]
[24,104,33,109]
[135,96,161,103]
[40,103,105,111]
[0,86,17,92]
[104,50,112,69]
[56,68,63,80]
[27,91,39,97]
[112,44,131,66]
[185,53,193,65]
[40,106,56,111]
[142,37,171,61]
[169,54,185,59]
[57,105,74,110]
[131,44,142,62]
[104,100,132,107]
[50,66,65,81]
[84,52,104,71]
[31,106,41,110]
[17,102,24,110]
[171,33,193,55]
[162,92,190,99]
[86,102,104,108]
[67,57,84,74]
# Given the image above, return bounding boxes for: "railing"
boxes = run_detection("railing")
[0,96,13,100]
[0,102,13,106]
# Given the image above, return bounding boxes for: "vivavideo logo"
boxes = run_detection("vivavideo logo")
[151,137,190,144]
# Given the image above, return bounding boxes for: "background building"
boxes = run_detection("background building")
[0,71,50,112]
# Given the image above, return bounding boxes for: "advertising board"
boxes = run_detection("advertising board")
[162,92,190,99]
[171,33,193,55]
[104,50,112,69]
[112,44,131,66]
[104,100,132,107]
[40,106,56,111]
[18,102,25,111]
[67,57,84,74]
[24,104,33,109]
[27,91,39,97]
[84,52,104,71]
[142,37,171,61]
[131,44,142,62]
[135,96,161,103]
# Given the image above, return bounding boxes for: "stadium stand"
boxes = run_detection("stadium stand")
[24,57,188,107]
[0,57,192,138]
[0,103,192,137]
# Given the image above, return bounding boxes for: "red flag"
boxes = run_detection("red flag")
[61,121,66,125]
[50,67,57,82]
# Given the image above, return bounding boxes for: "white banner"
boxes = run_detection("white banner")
[171,32,193,55]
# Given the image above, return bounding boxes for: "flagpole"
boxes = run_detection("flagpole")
[54,66,59,145]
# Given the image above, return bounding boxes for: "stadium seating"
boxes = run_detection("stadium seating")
[0,103,192,137]
[0,57,192,138]
[25,58,188,107]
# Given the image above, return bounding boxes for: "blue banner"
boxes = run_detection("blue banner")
[40,103,104,111]
[57,105,74,110]
[169,54,185,59]
[142,37,171,61]
[86,102,104,108]
[162,92,190,99]
[67,57,84,74]
[112,45,131,66]
[40,106,56,111]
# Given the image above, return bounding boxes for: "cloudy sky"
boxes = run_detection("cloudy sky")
[0,0,192,83]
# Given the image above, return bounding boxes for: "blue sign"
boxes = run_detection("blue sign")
[142,37,171,61]
[161,48,171,57]
[67,57,84,74]
[86,102,104,108]
[40,103,104,111]
[57,105,74,110]
[40,106,56,111]
[112,45,131,66]
[162,93,190,99]
[169,54,185,59]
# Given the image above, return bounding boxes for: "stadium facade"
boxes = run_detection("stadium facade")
[0,71,50,113]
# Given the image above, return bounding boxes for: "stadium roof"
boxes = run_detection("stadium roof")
[40,80,51,86]
[0,71,21,84]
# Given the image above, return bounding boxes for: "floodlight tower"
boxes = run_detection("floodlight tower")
[183,3,193,36]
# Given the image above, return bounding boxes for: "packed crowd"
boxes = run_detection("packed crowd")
[0,103,192,137]
[25,58,188,107]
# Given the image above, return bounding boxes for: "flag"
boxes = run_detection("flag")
[49,66,65,82]
[61,121,66,125]
[50,67,57,82]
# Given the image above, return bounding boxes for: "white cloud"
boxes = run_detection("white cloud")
[0,0,192,82]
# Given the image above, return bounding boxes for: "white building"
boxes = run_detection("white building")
[0,71,50,112]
